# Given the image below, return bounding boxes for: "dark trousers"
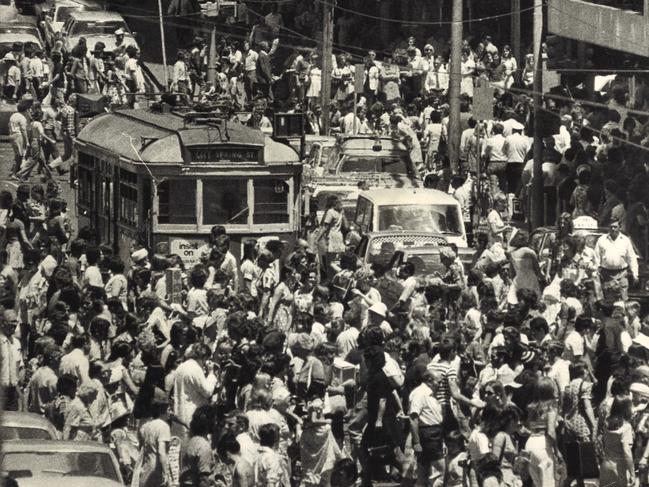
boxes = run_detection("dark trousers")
[3,385,19,411]
[505,162,524,195]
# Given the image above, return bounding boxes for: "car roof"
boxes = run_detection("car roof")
[337,135,408,153]
[358,188,459,206]
[1,439,114,453]
[14,477,124,487]
[68,10,125,21]
[1,411,56,429]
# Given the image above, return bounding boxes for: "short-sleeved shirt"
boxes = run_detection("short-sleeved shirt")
[179,435,214,487]
[564,330,585,360]
[366,369,396,425]
[426,358,457,406]
[83,265,103,288]
[409,382,443,426]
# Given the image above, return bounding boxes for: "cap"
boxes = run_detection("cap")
[114,28,125,35]
[521,350,536,364]
[368,302,388,318]
[631,382,649,400]
[3,53,15,61]
[131,248,148,263]
[510,120,525,131]
[633,334,649,350]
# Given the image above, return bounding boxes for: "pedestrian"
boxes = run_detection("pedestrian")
[8,99,29,179]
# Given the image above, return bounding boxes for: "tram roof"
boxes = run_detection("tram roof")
[76,109,299,164]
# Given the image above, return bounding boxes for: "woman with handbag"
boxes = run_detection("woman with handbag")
[561,361,598,485]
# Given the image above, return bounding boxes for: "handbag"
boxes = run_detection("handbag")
[512,450,530,480]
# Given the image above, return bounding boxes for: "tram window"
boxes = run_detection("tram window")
[203,179,248,225]
[253,179,289,224]
[158,180,196,224]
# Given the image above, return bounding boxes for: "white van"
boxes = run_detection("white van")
[354,188,468,249]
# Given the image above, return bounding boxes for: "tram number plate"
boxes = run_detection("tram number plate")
[190,147,260,163]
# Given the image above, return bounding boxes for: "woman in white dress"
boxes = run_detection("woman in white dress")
[507,230,544,305]
[502,45,518,89]
[306,57,322,109]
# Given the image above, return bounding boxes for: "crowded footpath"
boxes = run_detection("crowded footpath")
[5,2,649,487]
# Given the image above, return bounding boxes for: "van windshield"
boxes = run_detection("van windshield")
[377,204,463,234]
[339,155,409,174]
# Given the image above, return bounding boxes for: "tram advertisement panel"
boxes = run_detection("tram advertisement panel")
[170,238,211,267]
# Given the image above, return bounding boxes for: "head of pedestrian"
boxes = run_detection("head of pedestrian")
[609,218,621,239]
[92,42,105,57]
[115,28,125,43]
[0,308,18,337]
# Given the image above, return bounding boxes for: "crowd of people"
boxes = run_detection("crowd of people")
[5,2,649,487]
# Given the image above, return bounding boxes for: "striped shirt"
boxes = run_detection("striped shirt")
[426,356,459,406]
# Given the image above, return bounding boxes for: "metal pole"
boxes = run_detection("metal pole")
[531,0,544,228]
[207,25,217,86]
[447,0,462,174]
[157,0,169,89]
[511,0,521,64]
[321,0,333,135]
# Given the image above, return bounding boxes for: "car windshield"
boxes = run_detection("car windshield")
[56,6,82,22]
[0,426,52,440]
[378,204,463,233]
[71,20,125,36]
[2,451,119,481]
[339,155,409,174]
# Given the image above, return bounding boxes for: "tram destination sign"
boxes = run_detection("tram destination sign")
[190,146,261,163]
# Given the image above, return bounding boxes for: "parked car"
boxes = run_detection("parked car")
[1,440,124,485]
[61,10,138,55]
[38,0,102,52]
[0,412,58,440]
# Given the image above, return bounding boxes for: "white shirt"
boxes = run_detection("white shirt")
[173,358,217,427]
[409,382,443,426]
[564,330,585,360]
[594,232,638,279]
[548,358,570,394]
[502,133,531,163]
[483,134,507,162]
[83,265,103,288]
[336,327,359,358]
[59,348,90,385]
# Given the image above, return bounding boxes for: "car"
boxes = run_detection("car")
[353,188,469,249]
[1,440,124,485]
[61,10,138,55]
[529,220,649,307]
[38,0,102,52]
[313,135,420,187]
[0,412,58,440]
[0,20,44,57]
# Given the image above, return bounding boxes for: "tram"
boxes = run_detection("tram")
[74,107,303,266]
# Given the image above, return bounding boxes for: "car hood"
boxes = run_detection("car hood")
[67,34,138,52]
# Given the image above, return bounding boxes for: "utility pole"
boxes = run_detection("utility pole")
[511,0,521,64]
[447,0,462,173]
[321,1,334,135]
[531,0,544,228]
[207,26,217,86]
[157,0,168,88]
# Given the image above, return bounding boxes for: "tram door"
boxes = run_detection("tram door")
[96,159,117,247]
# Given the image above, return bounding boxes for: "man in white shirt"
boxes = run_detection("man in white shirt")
[424,57,449,95]
[59,334,91,385]
[546,341,571,397]
[173,343,217,437]
[409,370,445,487]
[0,309,23,410]
[502,122,531,195]
[339,106,363,135]
[594,219,638,301]
[483,123,508,193]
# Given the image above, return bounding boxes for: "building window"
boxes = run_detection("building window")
[202,179,248,225]
[158,179,196,224]
[253,178,289,224]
